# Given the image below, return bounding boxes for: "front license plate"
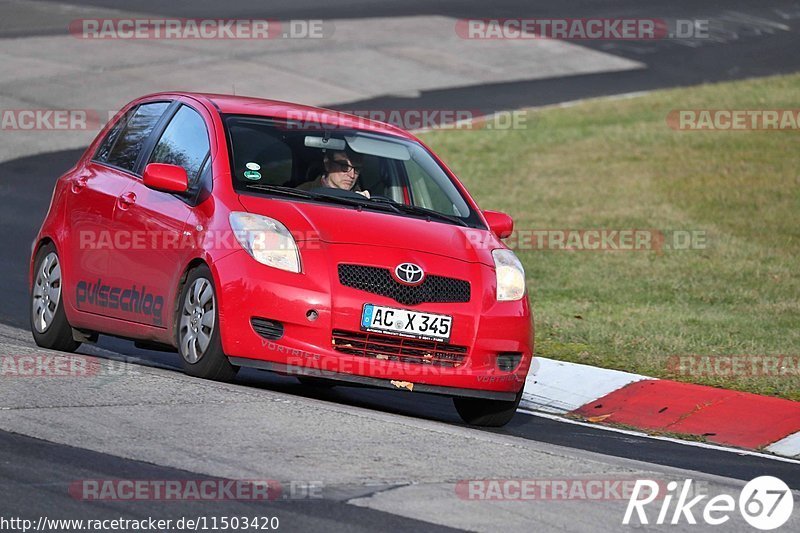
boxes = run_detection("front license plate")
[361,304,452,342]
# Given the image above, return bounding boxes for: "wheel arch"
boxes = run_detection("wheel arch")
[171,257,213,345]
[30,237,57,286]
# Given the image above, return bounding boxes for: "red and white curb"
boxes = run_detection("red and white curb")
[522,357,800,459]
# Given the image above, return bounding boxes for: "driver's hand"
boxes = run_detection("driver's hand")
[356,190,371,199]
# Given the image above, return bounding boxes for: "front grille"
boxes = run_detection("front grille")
[332,329,468,367]
[338,264,470,306]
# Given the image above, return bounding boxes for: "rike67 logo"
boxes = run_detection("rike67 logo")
[623,476,794,530]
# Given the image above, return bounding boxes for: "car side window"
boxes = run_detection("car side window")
[149,105,210,185]
[94,111,131,163]
[227,120,293,187]
[405,158,461,215]
[101,102,170,172]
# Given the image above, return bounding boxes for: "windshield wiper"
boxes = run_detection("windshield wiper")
[369,197,469,227]
[242,184,321,199]
[242,184,469,226]
[243,184,400,213]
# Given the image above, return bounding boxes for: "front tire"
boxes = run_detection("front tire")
[453,388,523,427]
[176,265,238,382]
[30,243,80,352]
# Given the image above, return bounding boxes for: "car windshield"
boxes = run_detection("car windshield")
[224,115,484,228]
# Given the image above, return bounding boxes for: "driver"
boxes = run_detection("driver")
[301,149,370,198]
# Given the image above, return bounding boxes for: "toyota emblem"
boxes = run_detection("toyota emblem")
[394,263,425,285]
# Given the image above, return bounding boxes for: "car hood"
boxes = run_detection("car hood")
[236,194,498,266]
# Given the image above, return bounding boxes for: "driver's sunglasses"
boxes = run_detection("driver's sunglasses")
[330,159,362,174]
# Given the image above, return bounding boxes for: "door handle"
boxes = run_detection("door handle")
[70,176,89,193]
[117,191,137,210]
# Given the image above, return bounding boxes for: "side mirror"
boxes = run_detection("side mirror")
[143,163,188,193]
[483,210,514,239]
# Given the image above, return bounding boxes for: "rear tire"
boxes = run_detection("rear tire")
[30,243,80,352]
[453,388,523,427]
[176,265,238,382]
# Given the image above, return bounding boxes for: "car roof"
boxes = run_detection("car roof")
[142,91,416,140]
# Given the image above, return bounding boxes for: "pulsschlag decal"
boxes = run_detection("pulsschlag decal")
[76,279,164,325]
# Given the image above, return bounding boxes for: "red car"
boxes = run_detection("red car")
[29,92,533,426]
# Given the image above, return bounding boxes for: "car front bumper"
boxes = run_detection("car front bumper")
[212,247,533,397]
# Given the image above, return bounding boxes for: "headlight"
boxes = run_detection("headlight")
[492,249,525,301]
[229,212,301,273]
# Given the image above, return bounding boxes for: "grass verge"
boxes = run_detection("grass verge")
[419,73,800,401]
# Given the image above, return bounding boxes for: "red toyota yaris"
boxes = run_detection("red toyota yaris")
[29,92,533,426]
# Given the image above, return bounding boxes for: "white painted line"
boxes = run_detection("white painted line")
[517,408,800,465]
[544,90,654,109]
[766,431,800,459]
[520,356,652,414]
[411,90,654,134]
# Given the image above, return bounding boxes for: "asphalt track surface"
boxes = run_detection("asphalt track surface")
[8,0,800,114]
[0,430,460,533]
[2,0,800,530]
[2,148,799,529]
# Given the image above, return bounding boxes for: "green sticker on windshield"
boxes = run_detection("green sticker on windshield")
[243,170,261,180]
